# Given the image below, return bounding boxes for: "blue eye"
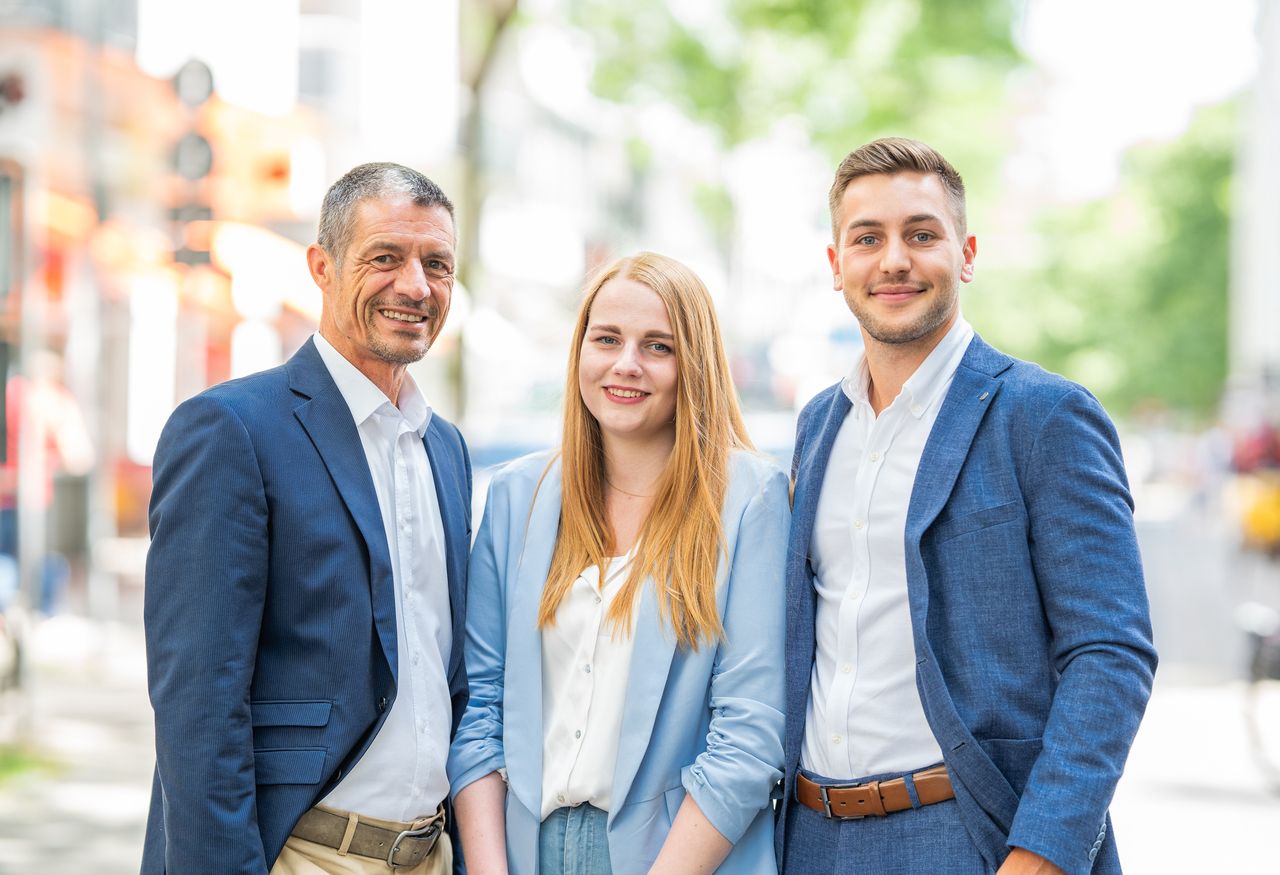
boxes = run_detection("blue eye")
[856,234,877,246]
[425,258,453,277]
[913,232,935,243]
[650,342,672,354]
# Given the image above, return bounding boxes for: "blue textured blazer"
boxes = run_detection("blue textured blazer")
[141,338,471,874]
[778,334,1157,875]
[448,451,789,875]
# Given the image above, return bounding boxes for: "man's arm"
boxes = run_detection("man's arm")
[145,394,271,874]
[1007,387,1157,875]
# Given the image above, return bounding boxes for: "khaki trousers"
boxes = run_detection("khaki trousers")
[270,806,452,875]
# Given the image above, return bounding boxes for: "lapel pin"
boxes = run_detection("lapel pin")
[978,391,989,401]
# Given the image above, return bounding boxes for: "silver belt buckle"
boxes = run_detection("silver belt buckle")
[820,782,866,821]
[387,821,440,869]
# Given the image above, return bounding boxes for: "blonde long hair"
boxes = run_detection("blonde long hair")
[537,252,753,649]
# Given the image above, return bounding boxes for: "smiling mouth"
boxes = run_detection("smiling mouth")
[606,387,647,399]
[379,309,428,323]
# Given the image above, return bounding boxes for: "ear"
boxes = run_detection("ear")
[827,242,843,291]
[306,243,335,292]
[960,234,977,284]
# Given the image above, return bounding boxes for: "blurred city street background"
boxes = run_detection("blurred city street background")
[3,0,1280,872]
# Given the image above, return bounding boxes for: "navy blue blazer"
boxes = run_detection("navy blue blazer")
[779,335,1157,875]
[141,338,471,874]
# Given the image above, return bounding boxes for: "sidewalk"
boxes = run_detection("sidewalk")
[0,616,1276,873]
[0,617,153,875]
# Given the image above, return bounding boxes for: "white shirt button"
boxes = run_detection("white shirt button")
[575,730,582,739]
[853,519,864,530]
[869,451,881,462]
[594,595,602,605]
[832,734,843,745]
[911,405,923,416]
[583,664,592,674]
[557,793,565,803]
[841,663,853,674]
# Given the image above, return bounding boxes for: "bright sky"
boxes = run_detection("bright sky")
[1020,0,1260,199]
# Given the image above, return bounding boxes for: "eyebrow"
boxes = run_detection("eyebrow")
[845,213,944,234]
[589,323,674,340]
[362,240,454,263]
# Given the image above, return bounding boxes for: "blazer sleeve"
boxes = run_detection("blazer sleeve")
[1007,387,1158,873]
[447,476,510,797]
[144,395,271,874]
[682,465,790,844]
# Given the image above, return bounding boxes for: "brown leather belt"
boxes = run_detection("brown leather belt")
[291,805,443,869]
[796,765,955,819]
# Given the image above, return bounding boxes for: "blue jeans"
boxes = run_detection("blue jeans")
[781,768,991,874]
[539,804,613,875]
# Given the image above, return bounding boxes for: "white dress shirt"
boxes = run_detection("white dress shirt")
[801,317,974,780]
[312,333,453,821]
[540,553,638,819]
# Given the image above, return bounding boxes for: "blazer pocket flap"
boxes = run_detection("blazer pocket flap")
[931,500,1021,543]
[254,747,327,785]
[250,700,332,727]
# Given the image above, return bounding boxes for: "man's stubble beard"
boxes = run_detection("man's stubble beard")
[364,303,443,365]
[848,280,958,347]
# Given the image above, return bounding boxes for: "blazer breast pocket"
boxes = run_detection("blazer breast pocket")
[929,500,1022,545]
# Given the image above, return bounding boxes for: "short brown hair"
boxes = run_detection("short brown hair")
[828,137,967,241]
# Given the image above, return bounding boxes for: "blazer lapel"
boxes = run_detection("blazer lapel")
[423,420,468,682]
[785,387,851,766]
[902,335,1021,830]
[905,338,1010,542]
[609,581,678,823]
[502,463,562,819]
[289,340,398,680]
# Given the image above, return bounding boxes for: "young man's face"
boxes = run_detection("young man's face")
[827,171,976,351]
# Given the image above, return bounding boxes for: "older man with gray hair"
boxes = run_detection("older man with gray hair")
[143,163,472,874]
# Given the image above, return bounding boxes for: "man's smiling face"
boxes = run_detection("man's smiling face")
[828,171,976,352]
[311,195,455,390]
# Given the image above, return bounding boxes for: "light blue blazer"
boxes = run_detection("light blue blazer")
[449,450,789,875]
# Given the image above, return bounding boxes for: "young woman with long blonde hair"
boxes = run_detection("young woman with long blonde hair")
[449,252,789,875]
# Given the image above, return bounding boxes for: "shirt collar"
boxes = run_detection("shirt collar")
[312,333,432,437]
[841,315,975,418]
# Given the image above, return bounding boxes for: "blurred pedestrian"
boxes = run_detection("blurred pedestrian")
[143,163,471,874]
[449,252,789,874]
[777,138,1158,875]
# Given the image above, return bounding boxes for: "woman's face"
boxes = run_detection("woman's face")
[577,277,679,448]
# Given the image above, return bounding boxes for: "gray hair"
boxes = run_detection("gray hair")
[317,163,455,265]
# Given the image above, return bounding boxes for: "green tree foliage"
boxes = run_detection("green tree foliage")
[572,0,1022,159]
[973,101,1236,420]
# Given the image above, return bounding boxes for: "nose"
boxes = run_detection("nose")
[879,237,910,274]
[394,259,430,301]
[612,341,643,376]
